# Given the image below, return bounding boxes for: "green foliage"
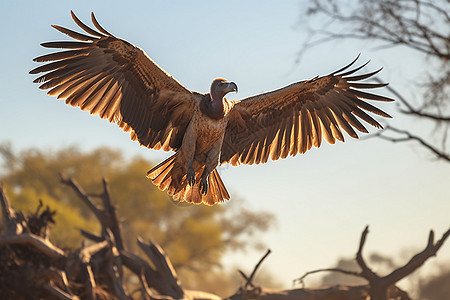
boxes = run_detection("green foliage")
[6,186,100,248]
[0,144,274,274]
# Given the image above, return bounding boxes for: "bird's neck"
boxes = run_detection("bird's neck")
[203,93,225,120]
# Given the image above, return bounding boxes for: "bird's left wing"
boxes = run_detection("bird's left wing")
[31,11,196,151]
[221,57,393,166]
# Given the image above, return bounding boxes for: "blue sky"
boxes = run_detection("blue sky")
[1,0,449,289]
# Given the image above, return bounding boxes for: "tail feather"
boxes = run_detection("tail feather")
[152,162,173,186]
[147,155,176,181]
[184,185,202,204]
[147,154,230,205]
[211,170,230,200]
[205,174,219,205]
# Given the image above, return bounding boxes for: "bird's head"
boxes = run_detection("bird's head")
[210,78,238,101]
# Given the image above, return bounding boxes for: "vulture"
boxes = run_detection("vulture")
[31,12,393,206]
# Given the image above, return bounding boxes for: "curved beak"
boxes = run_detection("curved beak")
[222,81,238,94]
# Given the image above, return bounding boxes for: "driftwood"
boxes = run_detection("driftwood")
[1,178,449,299]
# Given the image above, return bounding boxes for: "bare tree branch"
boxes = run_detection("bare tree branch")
[60,174,124,250]
[59,173,102,220]
[376,126,450,163]
[243,249,271,288]
[374,77,450,122]
[44,283,79,300]
[294,268,363,288]
[3,178,447,300]
[356,226,380,283]
[137,237,184,299]
[300,0,450,165]
[384,228,450,284]
[0,233,66,260]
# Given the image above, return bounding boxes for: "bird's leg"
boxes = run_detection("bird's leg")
[199,171,209,195]
[199,145,221,195]
[187,161,196,186]
[180,120,197,186]
[199,169,209,195]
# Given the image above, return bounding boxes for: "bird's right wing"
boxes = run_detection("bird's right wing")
[31,11,196,151]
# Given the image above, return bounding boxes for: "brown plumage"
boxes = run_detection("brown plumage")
[31,12,394,205]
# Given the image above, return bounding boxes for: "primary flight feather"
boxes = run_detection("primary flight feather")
[31,12,393,205]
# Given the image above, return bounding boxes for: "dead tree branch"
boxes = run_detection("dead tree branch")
[0,233,66,260]
[294,268,361,288]
[300,0,450,165]
[237,249,272,289]
[295,225,449,300]
[137,237,184,299]
[1,181,448,299]
[59,174,124,250]
[383,228,450,285]
[374,126,450,163]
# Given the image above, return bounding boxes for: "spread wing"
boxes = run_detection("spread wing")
[221,57,394,166]
[30,11,196,151]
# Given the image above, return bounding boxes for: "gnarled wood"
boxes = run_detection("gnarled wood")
[1,182,447,300]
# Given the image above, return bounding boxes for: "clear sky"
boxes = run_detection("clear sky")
[1,0,449,290]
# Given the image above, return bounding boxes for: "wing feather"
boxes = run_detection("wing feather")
[91,12,115,36]
[221,58,393,166]
[344,68,383,82]
[290,113,300,155]
[51,24,97,41]
[71,11,106,38]
[335,60,370,77]
[40,41,92,49]
[31,12,196,151]
[30,57,84,75]
[308,104,322,148]
[281,115,293,159]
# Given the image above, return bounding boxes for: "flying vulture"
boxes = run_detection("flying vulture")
[31,12,393,206]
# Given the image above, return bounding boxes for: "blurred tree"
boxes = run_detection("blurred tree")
[300,0,450,163]
[418,267,450,300]
[0,143,274,277]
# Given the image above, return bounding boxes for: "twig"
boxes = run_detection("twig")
[356,226,379,282]
[44,283,79,300]
[373,77,450,122]
[294,268,363,288]
[378,126,450,163]
[82,262,97,300]
[240,249,271,289]
[59,174,102,221]
[79,240,109,263]
[80,229,104,243]
[238,270,250,283]
[101,178,124,250]
[60,175,124,250]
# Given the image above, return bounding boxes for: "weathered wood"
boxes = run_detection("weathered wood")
[59,174,125,250]
[0,233,66,259]
[0,182,447,300]
[137,237,184,299]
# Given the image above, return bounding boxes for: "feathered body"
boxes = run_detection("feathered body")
[148,92,234,205]
[31,12,394,205]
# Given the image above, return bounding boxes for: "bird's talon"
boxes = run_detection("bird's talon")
[199,178,208,195]
[187,168,196,186]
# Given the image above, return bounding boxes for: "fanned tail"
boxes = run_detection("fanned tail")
[147,154,230,206]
